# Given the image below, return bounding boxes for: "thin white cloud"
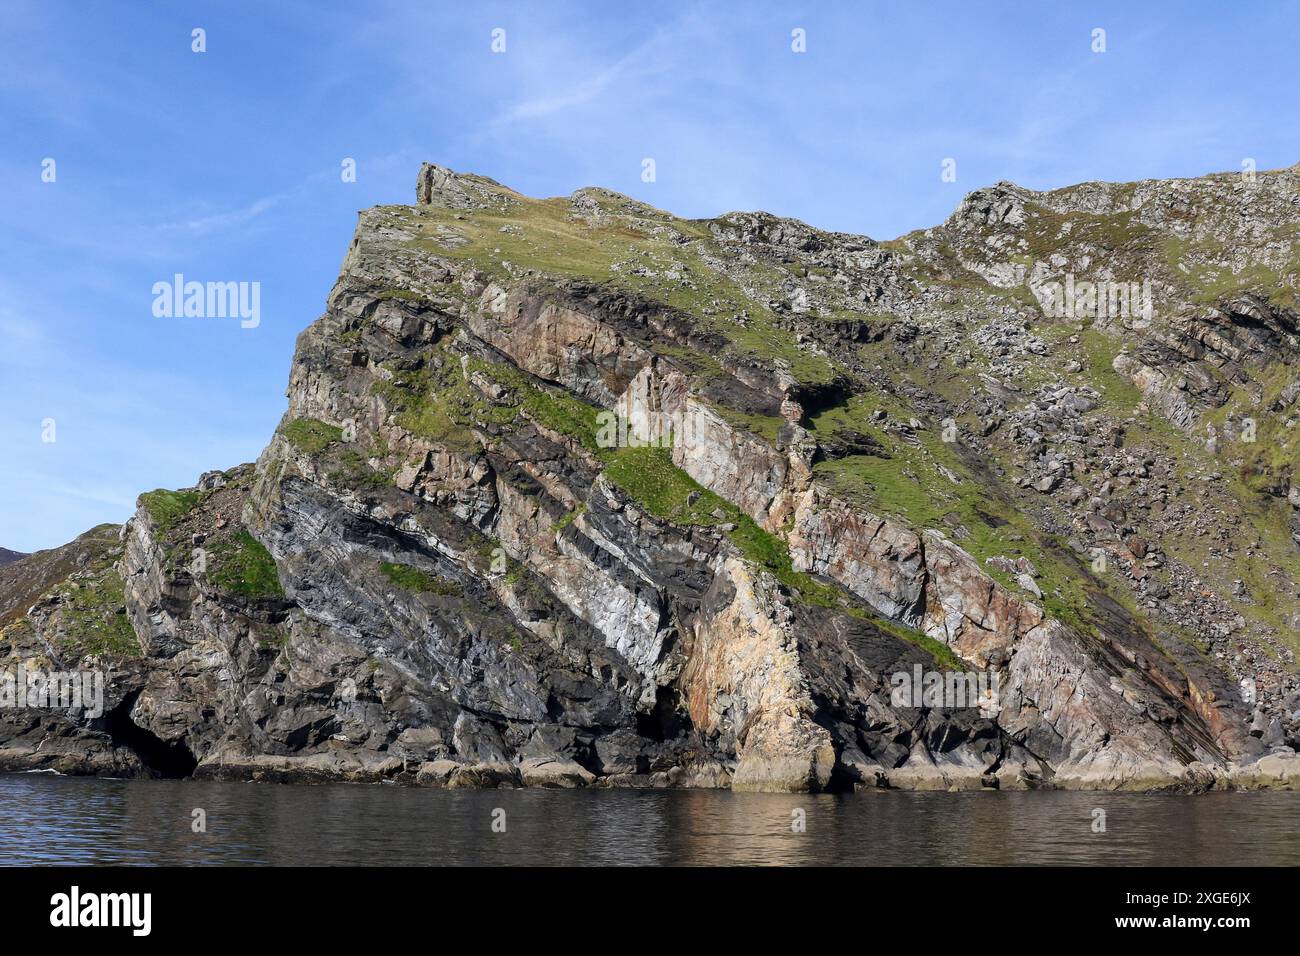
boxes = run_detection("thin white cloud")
[150,157,368,238]
[483,13,715,131]
[496,54,630,124]
[162,194,285,237]
[52,483,138,510]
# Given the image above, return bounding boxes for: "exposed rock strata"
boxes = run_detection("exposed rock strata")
[3,161,1300,791]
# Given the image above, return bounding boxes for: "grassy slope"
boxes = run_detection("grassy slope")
[396,191,839,387]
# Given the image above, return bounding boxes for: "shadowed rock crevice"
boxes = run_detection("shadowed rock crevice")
[104,692,198,779]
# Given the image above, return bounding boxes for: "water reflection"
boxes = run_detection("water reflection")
[1,774,1296,866]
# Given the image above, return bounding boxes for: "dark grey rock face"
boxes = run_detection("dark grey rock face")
[3,161,1300,791]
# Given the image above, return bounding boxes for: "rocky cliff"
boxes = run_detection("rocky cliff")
[4,162,1300,791]
[0,548,24,568]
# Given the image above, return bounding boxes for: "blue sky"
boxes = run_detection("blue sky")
[2,0,1298,552]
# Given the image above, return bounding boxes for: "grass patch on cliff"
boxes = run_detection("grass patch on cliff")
[139,489,204,535]
[403,197,837,387]
[1021,205,1156,263]
[373,355,518,453]
[650,343,728,382]
[466,357,603,452]
[873,618,963,669]
[373,365,476,452]
[55,560,141,658]
[525,391,602,449]
[409,195,634,279]
[552,503,586,532]
[816,453,944,525]
[1162,234,1300,311]
[807,394,986,535]
[601,445,727,523]
[209,531,284,600]
[707,401,786,446]
[282,417,344,454]
[377,287,426,303]
[327,449,397,491]
[379,561,462,597]
[1078,328,1144,413]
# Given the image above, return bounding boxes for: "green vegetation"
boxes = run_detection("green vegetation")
[708,401,786,446]
[466,356,603,451]
[1236,428,1294,497]
[1162,234,1300,311]
[601,445,726,523]
[502,559,527,586]
[373,355,518,453]
[521,388,602,450]
[649,343,728,382]
[55,562,141,658]
[379,561,463,597]
[328,449,397,491]
[397,193,838,387]
[209,531,284,600]
[282,417,344,454]
[552,503,586,532]
[807,393,974,527]
[377,287,425,303]
[1078,328,1144,413]
[407,194,650,279]
[139,489,203,535]
[1022,204,1156,266]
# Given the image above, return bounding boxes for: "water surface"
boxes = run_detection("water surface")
[2,773,1295,865]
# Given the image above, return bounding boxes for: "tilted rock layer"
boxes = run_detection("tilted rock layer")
[5,162,1300,791]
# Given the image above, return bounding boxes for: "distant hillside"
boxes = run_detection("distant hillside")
[0,526,119,629]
